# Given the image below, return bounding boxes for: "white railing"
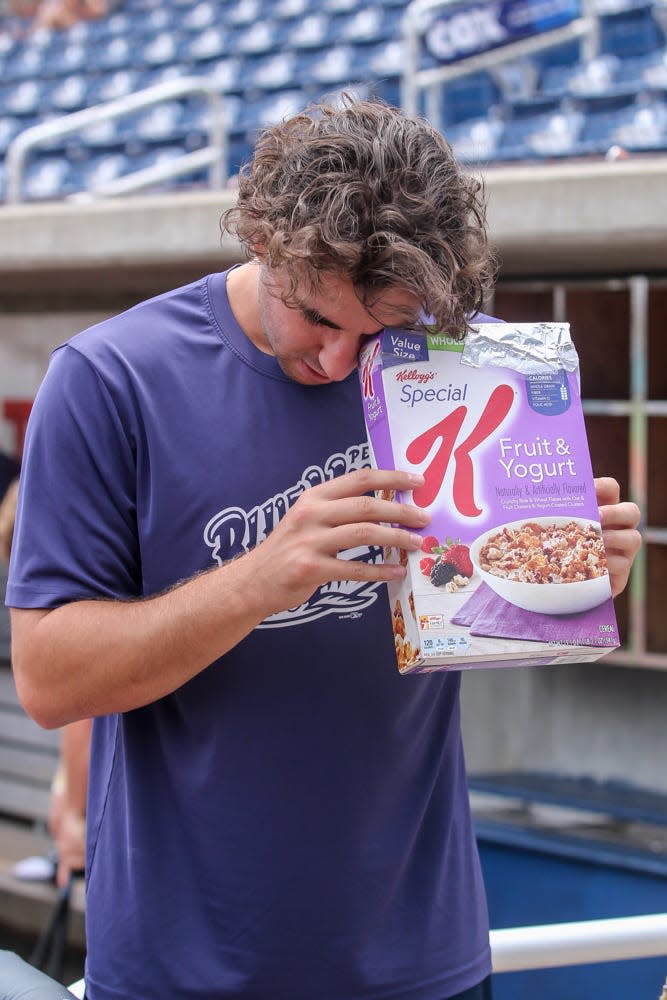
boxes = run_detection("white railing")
[66,912,667,996]
[401,0,600,122]
[491,912,667,972]
[4,76,227,205]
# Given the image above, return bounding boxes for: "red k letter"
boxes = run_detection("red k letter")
[406,384,514,514]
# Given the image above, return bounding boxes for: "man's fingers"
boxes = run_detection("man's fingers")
[594,476,621,507]
[323,495,430,530]
[327,522,424,558]
[599,500,641,531]
[603,526,643,558]
[313,467,425,501]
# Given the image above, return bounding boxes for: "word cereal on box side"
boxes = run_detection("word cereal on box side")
[358,323,619,675]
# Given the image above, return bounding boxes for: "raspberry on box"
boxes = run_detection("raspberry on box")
[420,535,440,554]
[420,556,436,576]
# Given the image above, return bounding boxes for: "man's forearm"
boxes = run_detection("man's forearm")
[11,549,274,728]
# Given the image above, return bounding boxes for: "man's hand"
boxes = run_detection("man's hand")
[595,477,642,597]
[249,468,430,616]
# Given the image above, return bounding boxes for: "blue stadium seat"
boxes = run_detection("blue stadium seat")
[226,0,264,28]
[273,0,315,20]
[337,6,402,44]
[186,26,228,63]
[525,103,585,158]
[575,91,640,154]
[322,0,365,12]
[613,45,667,90]
[98,35,134,72]
[296,44,358,88]
[447,115,504,164]
[599,3,666,59]
[642,47,667,88]
[349,38,404,104]
[143,32,182,68]
[541,54,622,98]
[232,19,284,55]
[203,56,244,94]
[4,39,50,82]
[283,13,331,49]
[76,150,127,192]
[440,71,502,127]
[610,91,667,149]
[494,96,562,160]
[90,69,141,104]
[50,74,90,113]
[182,2,219,31]
[3,79,46,116]
[0,115,22,155]
[239,89,308,134]
[23,153,76,200]
[244,51,300,92]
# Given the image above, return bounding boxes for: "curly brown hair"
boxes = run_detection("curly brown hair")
[222,96,495,337]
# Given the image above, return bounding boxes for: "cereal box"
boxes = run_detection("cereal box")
[358,322,620,674]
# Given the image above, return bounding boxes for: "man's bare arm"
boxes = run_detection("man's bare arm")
[11,469,429,728]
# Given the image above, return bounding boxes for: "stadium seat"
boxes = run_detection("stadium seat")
[186,26,228,63]
[612,91,667,148]
[576,91,641,153]
[23,153,75,200]
[4,80,45,116]
[447,115,504,164]
[527,105,586,158]
[284,13,331,49]
[296,44,358,87]
[2,0,667,201]
[599,3,666,59]
[273,0,313,19]
[91,69,141,103]
[50,74,90,112]
[244,51,300,92]
[0,116,22,155]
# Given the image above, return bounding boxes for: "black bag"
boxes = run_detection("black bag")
[28,875,73,985]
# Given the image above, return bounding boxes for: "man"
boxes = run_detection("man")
[7,99,641,999]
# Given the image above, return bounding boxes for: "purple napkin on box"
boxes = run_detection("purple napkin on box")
[453,583,617,648]
[451,583,497,627]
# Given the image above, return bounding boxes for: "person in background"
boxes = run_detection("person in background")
[32,0,108,31]
[0,472,90,889]
[7,97,642,1000]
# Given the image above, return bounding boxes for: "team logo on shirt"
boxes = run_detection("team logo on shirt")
[203,442,382,628]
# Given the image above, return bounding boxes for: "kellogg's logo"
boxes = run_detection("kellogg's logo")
[394,369,435,385]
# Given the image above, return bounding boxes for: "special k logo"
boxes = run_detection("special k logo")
[407,384,515,516]
[360,340,381,399]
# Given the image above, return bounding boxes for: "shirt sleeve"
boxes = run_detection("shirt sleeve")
[6,344,141,609]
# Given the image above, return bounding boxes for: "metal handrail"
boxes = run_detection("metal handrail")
[66,912,667,993]
[5,76,227,205]
[401,0,600,121]
[490,912,667,973]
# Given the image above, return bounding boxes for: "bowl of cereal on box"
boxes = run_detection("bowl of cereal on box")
[469,516,611,615]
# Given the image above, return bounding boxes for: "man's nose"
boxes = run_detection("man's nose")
[318,333,362,382]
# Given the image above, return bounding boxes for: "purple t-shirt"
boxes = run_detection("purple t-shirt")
[7,272,491,999]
